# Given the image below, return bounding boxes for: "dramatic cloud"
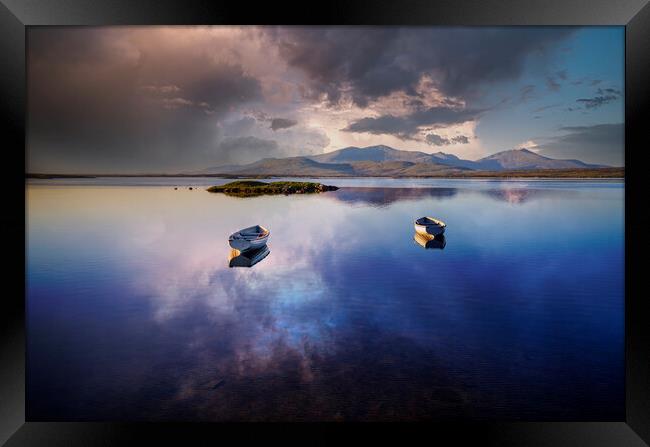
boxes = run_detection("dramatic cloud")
[343,106,483,140]
[536,123,623,166]
[217,116,330,164]
[576,96,618,109]
[599,88,622,95]
[452,135,470,144]
[425,134,448,146]
[425,133,470,146]
[270,118,298,131]
[26,26,622,172]
[265,27,576,106]
[575,88,622,109]
[215,136,280,165]
[28,27,266,173]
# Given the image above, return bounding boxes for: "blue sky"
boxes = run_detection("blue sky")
[476,27,624,165]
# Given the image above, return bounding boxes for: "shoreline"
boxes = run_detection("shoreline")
[27,171,625,181]
[26,176,625,182]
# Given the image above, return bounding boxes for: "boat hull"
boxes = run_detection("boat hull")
[414,222,445,236]
[228,235,269,252]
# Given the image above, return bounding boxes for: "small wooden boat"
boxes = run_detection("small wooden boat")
[228,225,270,252]
[229,245,270,268]
[414,216,446,236]
[414,232,446,250]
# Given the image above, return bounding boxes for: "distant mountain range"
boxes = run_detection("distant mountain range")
[195,144,608,177]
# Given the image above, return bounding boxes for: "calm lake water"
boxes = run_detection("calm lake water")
[26,178,624,421]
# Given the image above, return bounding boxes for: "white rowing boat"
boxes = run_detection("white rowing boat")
[414,216,446,236]
[228,225,270,252]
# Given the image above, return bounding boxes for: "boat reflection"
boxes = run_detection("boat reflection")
[413,232,446,250]
[228,245,271,267]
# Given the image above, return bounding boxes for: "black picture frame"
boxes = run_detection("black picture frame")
[2,0,649,445]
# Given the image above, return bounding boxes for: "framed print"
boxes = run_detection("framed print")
[2,0,649,445]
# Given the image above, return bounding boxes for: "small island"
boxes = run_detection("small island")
[206,180,339,197]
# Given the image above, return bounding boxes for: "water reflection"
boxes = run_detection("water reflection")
[328,187,458,207]
[481,188,553,204]
[325,186,576,207]
[414,233,446,249]
[228,245,271,267]
[26,182,625,421]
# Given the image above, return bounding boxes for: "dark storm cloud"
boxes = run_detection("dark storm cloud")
[215,132,329,165]
[343,115,417,140]
[28,28,264,173]
[575,88,622,109]
[425,133,470,146]
[265,27,575,106]
[343,106,483,140]
[270,118,298,131]
[180,64,262,112]
[576,96,618,109]
[425,134,448,146]
[246,112,298,132]
[216,136,281,165]
[598,88,622,96]
[451,135,470,144]
[536,123,623,166]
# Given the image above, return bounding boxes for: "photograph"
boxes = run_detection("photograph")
[25,25,625,422]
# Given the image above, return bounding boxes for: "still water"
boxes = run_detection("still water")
[26,178,624,421]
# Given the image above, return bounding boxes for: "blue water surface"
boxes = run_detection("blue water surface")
[26,179,624,421]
